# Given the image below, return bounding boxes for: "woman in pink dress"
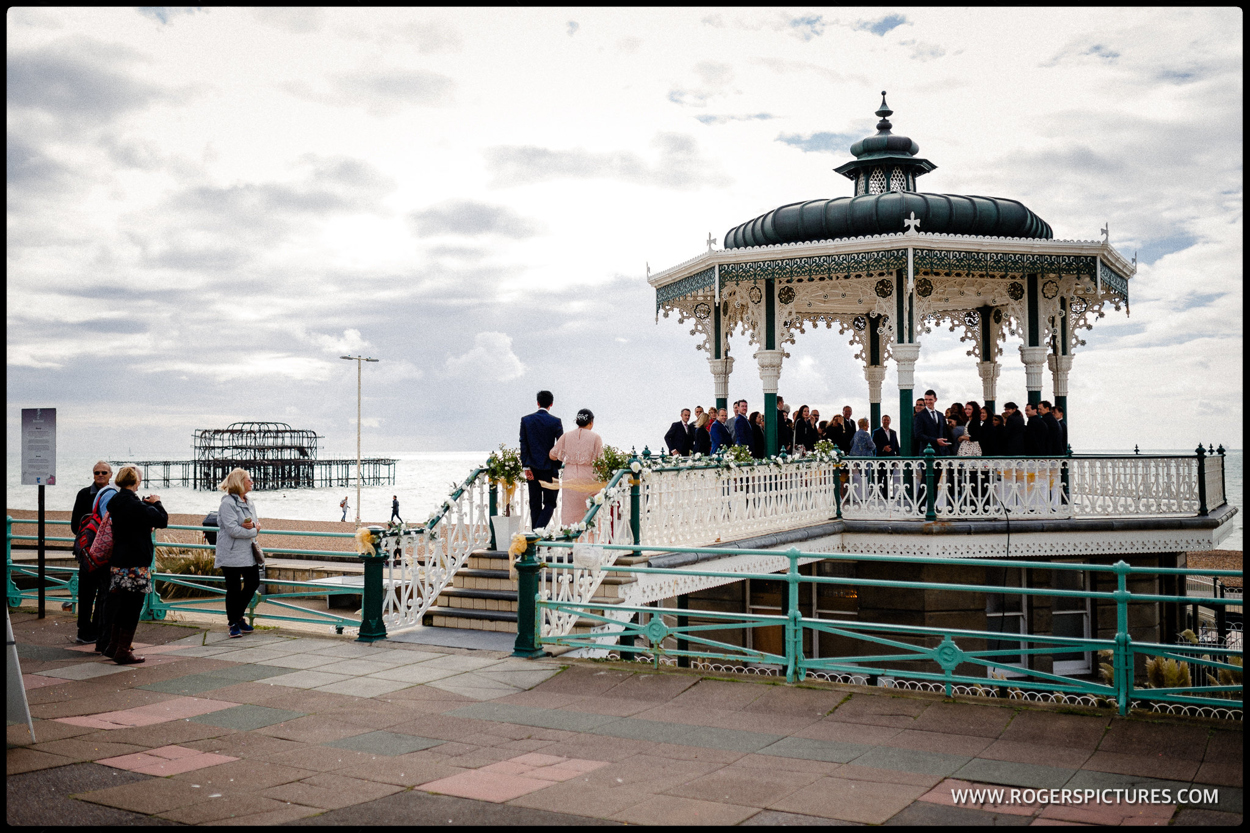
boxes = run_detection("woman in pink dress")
[548,409,604,528]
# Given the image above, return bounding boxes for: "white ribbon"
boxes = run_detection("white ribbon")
[571,544,609,574]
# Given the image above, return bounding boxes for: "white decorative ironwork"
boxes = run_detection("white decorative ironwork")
[1070,456,1200,517]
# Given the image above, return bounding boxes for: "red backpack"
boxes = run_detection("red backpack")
[75,487,117,571]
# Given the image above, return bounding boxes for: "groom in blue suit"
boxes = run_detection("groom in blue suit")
[520,390,563,531]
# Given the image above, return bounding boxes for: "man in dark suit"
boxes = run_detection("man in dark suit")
[709,407,732,453]
[1039,401,1064,456]
[1023,403,1048,455]
[664,409,694,456]
[732,399,753,448]
[1002,402,1026,455]
[835,405,856,453]
[1053,405,1069,453]
[520,390,563,531]
[872,415,900,499]
[912,390,950,455]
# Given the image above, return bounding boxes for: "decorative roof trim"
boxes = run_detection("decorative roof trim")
[649,232,1135,290]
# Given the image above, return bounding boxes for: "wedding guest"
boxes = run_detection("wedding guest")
[749,411,766,458]
[102,466,168,664]
[71,461,113,645]
[849,417,876,457]
[794,405,815,452]
[710,408,732,453]
[664,408,695,456]
[693,410,712,455]
[215,468,262,639]
[549,409,604,527]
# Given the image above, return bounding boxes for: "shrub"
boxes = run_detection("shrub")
[593,445,632,482]
[155,547,222,599]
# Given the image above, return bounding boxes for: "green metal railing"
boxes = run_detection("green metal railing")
[522,540,1242,716]
[7,516,373,635]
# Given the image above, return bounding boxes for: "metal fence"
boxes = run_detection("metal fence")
[518,539,1242,716]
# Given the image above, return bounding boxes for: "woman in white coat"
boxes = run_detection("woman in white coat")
[215,468,261,638]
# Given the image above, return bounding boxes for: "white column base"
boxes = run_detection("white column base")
[892,343,921,390]
[1019,346,1049,394]
[754,349,784,394]
[1047,354,1073,398]
[864,364,887,404]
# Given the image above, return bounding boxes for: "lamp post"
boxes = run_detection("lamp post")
[341,355,379,525]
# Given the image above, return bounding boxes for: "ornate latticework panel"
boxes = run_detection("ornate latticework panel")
[1099,261,1129,302]
[869,167,886,194]
[655,266,716,311]
[720,250,907,284]
[889,167,906,192]
[913,250,1097,279]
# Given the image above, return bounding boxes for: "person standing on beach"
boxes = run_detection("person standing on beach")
[71,461,113,644]
[520,390,563,531]
[390,495,402,524]
[340,496,349,522]
[215,468,262,639]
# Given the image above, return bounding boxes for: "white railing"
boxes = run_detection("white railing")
[1205,453,1225,511]
[1069,455,1199,517]
[639,459,841,546]
[539,474,635,638]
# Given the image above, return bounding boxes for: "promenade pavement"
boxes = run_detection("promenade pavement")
[7,609,1243,826]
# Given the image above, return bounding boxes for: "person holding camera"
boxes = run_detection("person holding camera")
[215,468,263,638]
[102,465,168,664]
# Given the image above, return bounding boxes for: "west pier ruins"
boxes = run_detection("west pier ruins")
[114,421,396,490]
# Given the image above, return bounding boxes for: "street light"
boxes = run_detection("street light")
[341,355,379,525]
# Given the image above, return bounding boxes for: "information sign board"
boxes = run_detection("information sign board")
[21,408,56,485]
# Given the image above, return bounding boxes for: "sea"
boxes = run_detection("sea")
[6,449,1242,551]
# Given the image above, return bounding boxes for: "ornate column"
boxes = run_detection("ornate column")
[1048,353,1073,423]
[708,357,734,413]
[864,365,887,432]
[977,361,1001,413]
[756,349,784,456]
[1019,346,1048,406]
[893,343,921,455]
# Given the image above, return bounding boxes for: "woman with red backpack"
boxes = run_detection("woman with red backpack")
[101,465,168,664]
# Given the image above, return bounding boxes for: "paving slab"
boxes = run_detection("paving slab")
[825,693,928,727]
[741,809,860,825]
[850,744,972,777]
[366,662,463,684]
[209,663,301,681]
[314,676,417,698]
[263,669,353,689]
[96,745,239,776]
[954,757,1076,789]
[169,757,317,791]
[290,786,620,825]
[137,673,238,695]
[324,730,445,755]
[189,704,307,731]
[250,652,343,669]
[769,775,929,824]
[448,702,617,734]
[388,625,518,651]
[883,801,1033,825]
[5,762,174,826]
[261,771,405,809]
[37,662,137,681]
[75,774,220,815]
[1083,748,1200,781]
[758,735,874,764]
[611,792,760,825]
[664,765,822,807]
[255,715,372,744]
[158,793,302,824]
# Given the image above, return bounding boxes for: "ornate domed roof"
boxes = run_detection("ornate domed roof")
[723,93,1053,249]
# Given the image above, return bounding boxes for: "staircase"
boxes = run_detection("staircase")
[422,548,647,634]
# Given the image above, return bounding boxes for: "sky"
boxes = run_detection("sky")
[6,7,1243,462]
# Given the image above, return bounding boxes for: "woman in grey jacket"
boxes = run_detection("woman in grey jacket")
[215,468,261,638]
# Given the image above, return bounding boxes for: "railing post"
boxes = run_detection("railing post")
[7,516,22,609]
[834,460,843,519]
[924,446,937,522]
[356,525,388,642]
[785,548,801,684]
[1112,560,1132,715]
[1217,445,1227,508]
[629,456,642,558]
[676,593,689,669]
[141,529,167,621]
[488,479,498,550]
[512,533,545,658]
[1061,445,1072,516]
[1195,444,1208,516]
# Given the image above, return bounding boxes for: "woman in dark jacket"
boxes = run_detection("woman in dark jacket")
[693,411,712,456]
[793,405,814,453]
[749,411,766,459]
[103,465,169,664]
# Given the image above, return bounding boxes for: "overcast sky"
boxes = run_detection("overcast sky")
[6,7,1243,461]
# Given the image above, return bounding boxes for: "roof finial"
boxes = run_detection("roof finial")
[875,90,893,132]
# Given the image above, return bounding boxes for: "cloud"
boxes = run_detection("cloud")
[251,7,324,34]
[567,20,579,36]
[402,19,462,53]
[444,332,526,382]
[789,15,825,41]
[1043,38,1123,68]
[136,7,204,25]
[410,200,542,238]
[7,41,171,128]
[286,68,455,115]
[305,328,371,355]
[854,14,907,36]
[695,113,774,126]
[134,354,335,382]
[486,133,730,189]
[899,39,946,61]
[776,131,860,154]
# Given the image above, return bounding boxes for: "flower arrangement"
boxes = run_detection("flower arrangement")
[725,444,755,464]
[486,444,524,516]
[592,445,632,482]
[813,439,838,457]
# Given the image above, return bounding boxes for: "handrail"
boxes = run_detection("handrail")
[529,541,1243,716]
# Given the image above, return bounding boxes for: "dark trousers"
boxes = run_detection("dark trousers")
[527,469,559,530]
[106,588,147,637]
[222,566,261,623]
[77,563,107,640]
[390,509,402,523]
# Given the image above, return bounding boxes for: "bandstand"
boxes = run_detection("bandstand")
[651,93,1133,458]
